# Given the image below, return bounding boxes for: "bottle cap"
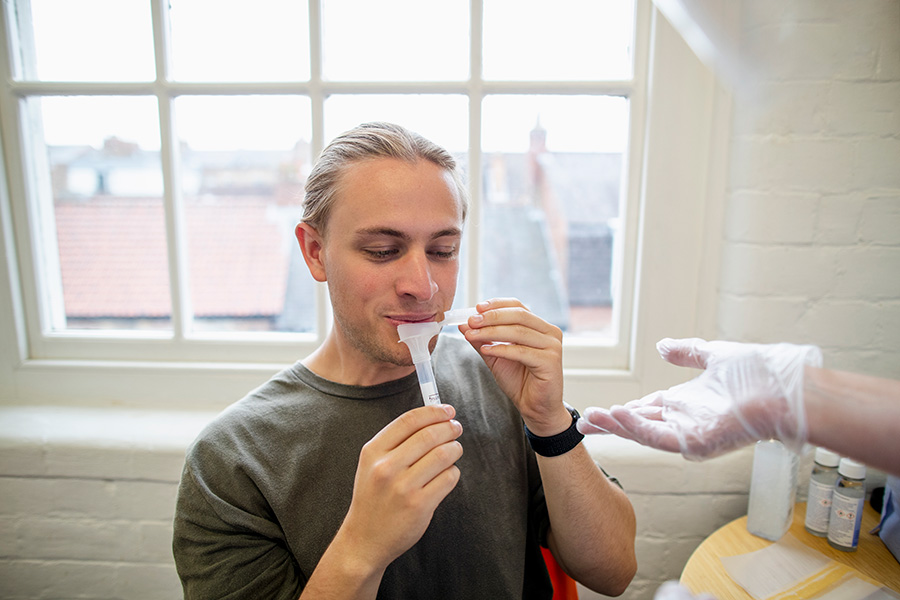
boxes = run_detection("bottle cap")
[814,447,840,467]
[838,458,866,479]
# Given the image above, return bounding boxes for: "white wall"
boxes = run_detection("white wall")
[717,0,900,377]
[0,1,897,599]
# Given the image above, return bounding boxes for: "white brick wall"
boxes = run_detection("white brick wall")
[0,407,208,600]
[719,0,900,381]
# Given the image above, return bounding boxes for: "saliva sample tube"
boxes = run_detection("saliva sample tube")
[397,307,478,406]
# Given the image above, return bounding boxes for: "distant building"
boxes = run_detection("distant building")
[48,126,620,334]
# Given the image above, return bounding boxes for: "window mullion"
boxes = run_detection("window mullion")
[308,0,330,341]
[153,0,191,340]
[464,0,484,309]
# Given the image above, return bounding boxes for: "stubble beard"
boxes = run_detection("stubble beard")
[333,309,414,368]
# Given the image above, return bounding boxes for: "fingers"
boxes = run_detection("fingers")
[578,407,625,435]
[609,406,684,453]
[656,337,711,370]
[364,405,464,490]
[462,298,562,365]
[368,404,457,452]
[578,403,684,453]
[396,416,464,492]
[345,405,465,566]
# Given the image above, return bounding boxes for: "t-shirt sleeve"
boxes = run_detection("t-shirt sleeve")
[173,451,306,600]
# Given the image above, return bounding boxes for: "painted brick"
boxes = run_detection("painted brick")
[0,517,18,556]
[826,345,900,380]
[631,493,747,539]
[731,82,831,137]
[117,481,179,521]
[0,560,117,598]
[729,137,856,193]
[585,437,754,494]
[829,82,900,136]
[853,137,900,190]
[859,194,900,245]
[114,562,184,599]
[635,536,706,581]
[831,246,900,300]
[719,243,838,298]
[795,300,883,348]
[742,21,880,82]
[718,295,812,342]
[815,194,865,245]
[138,521,177,563]
[725,190,817,244]
[15,517,141,562]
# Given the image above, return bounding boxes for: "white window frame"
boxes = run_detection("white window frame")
[0,1,728,410]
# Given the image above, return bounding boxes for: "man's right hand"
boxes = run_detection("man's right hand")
[301,403,463,599]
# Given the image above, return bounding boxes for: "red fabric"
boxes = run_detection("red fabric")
[541,547,579,599]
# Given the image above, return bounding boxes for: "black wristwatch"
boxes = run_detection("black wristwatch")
[524,405,584,457]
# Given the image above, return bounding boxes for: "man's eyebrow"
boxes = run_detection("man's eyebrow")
[354,227,462,240]
[354,227,408,240]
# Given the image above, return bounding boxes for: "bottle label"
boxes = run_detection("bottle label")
[827,489,864,548]
[805,479,834,533]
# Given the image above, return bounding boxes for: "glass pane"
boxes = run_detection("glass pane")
[324,94,468,154]
[169,0,310,82]
[24,0,155,81]
[483,0,635,81]
[174,95,313,333]
[40,96,169,330]
[481,95,629,339]
[322,0,469,81]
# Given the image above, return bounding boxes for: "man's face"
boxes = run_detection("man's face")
[315,157,464,368]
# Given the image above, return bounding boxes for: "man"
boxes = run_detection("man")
[173,122,637,599]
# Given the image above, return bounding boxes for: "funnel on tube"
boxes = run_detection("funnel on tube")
[397,307,478,405]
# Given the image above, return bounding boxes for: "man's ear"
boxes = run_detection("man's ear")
[295,222,327,283]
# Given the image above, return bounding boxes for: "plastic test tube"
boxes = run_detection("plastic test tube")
[397,307,478,406]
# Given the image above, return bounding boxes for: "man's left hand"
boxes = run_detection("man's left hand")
[459,298,569,435]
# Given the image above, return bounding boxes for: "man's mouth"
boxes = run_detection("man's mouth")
[389,314,438,326]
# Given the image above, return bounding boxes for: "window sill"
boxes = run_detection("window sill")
[6,358,646,412]
[0,404,756,495]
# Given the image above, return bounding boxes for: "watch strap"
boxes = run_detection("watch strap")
[524,406,584,457]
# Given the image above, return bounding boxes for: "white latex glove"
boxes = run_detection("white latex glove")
[576,338,823,460]
[654,581,718,600]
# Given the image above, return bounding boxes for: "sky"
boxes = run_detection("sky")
[28,0,636,155]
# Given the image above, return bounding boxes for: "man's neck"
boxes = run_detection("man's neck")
[301,334,414,387]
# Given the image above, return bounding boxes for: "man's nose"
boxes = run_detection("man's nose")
[396,251,438,301]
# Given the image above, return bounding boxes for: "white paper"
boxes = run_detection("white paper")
[719,535,831,600]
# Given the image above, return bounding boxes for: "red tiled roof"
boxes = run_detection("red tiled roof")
[55,197,293,319]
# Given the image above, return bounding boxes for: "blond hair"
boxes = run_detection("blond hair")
[302,122,468,233]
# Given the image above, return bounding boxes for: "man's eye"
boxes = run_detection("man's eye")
[363,248,398,260]
[429,248,458,260]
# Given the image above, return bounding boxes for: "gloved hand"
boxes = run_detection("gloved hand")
[576,338,823,460]
[653,581,718,600]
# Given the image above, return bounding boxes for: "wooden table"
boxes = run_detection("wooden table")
[681,502,900,600]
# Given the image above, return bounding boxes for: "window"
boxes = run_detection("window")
[1,1,725,407]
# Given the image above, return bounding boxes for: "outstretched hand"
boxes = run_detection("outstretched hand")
[577,338,822,460]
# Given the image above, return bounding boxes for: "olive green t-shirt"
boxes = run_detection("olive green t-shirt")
[173,336,553,599]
